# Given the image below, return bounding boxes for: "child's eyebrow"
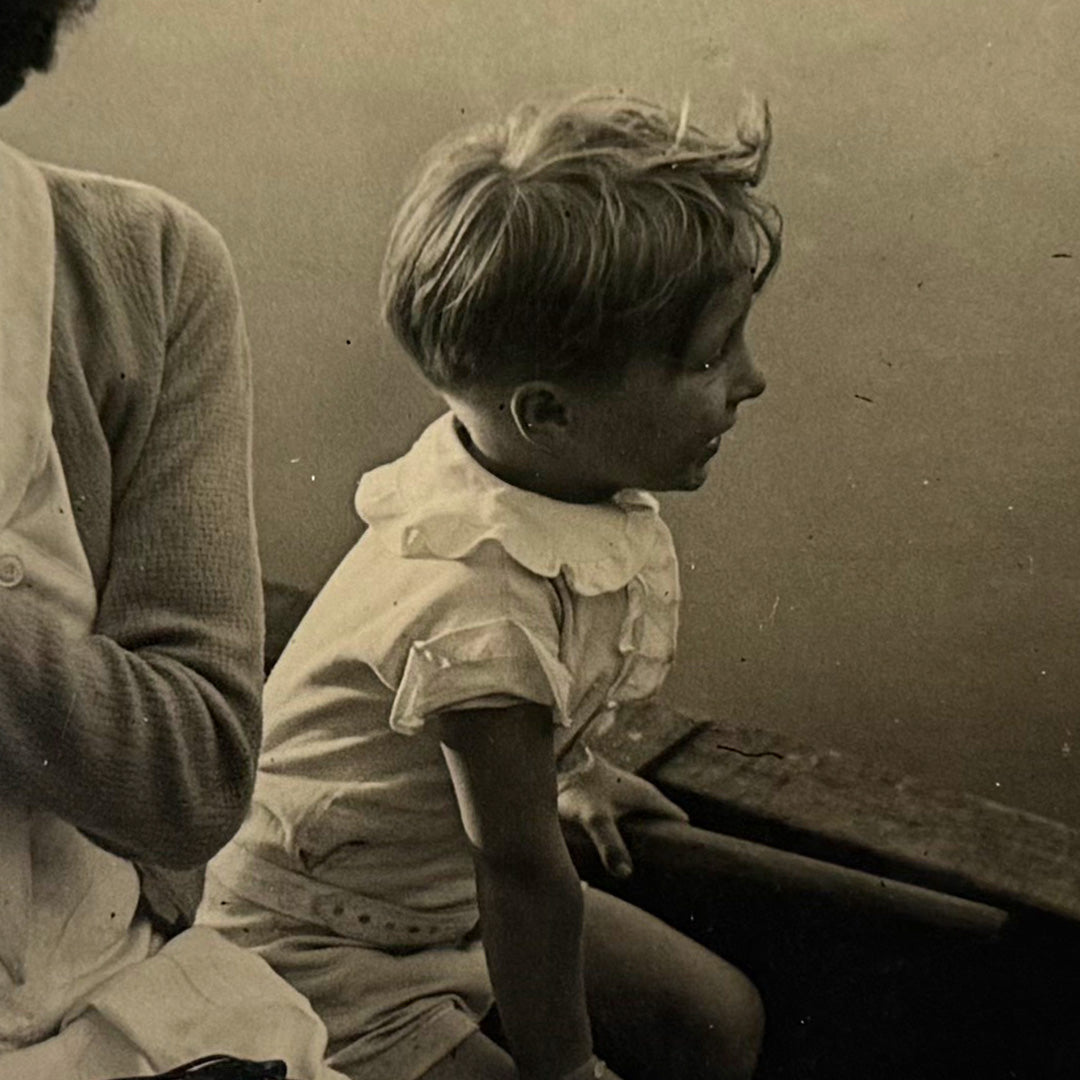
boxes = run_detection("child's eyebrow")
[672,284,753,364]
[706,303,753,363]
[721,300,753,341]
[714,273,755,325]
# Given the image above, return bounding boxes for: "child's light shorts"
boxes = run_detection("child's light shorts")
[199,853,494,1080]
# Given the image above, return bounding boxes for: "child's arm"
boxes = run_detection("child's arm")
[436,703,601,1080]
[558,749,688,878]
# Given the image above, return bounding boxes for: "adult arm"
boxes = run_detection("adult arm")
[0,205,262,869]
[436,703,599,1080]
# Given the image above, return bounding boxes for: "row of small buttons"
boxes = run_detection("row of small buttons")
[0,554,25,588]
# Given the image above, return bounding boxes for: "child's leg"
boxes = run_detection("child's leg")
[420,1031,516,1079]
[583,887,764,1080]
[421,888,762,1080]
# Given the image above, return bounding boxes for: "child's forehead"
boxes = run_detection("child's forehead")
[691,271,755,330]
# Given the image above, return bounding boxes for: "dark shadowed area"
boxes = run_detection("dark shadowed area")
[4,0,1077,823]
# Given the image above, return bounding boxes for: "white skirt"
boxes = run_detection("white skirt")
[0,927,347,1080]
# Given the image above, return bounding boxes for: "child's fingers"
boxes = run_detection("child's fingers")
[584,815,633,878]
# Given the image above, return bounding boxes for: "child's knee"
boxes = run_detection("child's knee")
[718,969,764,1078]
[684,963,764,1080]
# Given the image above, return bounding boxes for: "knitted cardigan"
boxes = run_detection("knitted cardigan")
[0,162,263,920]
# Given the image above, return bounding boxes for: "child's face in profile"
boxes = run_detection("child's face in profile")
[565,272,765,495]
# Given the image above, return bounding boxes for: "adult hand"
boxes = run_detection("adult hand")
[557,749,687,878]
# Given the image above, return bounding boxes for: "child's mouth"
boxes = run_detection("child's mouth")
[696,436,722,464]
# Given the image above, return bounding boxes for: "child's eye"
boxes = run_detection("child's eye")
[689,355,722,374]
[706,317,749,371]
[681,310,749,373]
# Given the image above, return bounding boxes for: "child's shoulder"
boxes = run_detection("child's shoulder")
[312,530,563,649]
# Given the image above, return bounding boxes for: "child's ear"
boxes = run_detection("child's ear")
[509,382,569,447]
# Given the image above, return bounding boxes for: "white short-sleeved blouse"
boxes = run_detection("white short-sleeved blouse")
[234,412,680,912]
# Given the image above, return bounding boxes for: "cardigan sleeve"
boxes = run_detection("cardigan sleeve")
[0,193,263,870]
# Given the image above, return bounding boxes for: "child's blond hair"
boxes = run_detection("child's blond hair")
[380,92,781,390]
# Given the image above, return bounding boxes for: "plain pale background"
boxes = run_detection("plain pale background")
[3,0,1077,824]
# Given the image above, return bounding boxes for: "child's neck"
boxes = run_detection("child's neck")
[451,415,616,506]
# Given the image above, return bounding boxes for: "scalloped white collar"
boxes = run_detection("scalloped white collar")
[355,412,673,596]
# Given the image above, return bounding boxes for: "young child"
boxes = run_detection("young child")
[199,92,781,1080]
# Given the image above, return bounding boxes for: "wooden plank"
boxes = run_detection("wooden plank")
[585,699,705,775]
[616,818,1009,940]
[649,718,1080,924]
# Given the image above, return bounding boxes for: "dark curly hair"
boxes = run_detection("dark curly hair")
[0,0,97,105]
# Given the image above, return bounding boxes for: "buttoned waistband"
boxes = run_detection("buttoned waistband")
[206,845,479,951]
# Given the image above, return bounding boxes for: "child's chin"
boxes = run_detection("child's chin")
[661,466,711,492]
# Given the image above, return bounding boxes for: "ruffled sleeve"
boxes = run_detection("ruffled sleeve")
[389,617,573,734]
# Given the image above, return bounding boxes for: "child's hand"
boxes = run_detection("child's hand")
[557,749,688,878]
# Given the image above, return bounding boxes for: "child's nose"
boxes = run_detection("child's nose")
[734,362,766,403]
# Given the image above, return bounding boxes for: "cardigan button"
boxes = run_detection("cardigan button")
[0,554,25,588]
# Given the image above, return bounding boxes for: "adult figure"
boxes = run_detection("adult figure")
[0,4,338,1076]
